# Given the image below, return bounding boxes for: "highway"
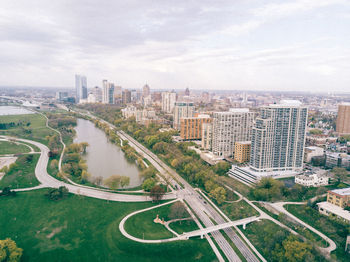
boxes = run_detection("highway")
[116,129,260,262]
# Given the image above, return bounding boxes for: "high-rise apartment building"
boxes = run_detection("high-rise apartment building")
[180,115,211,140]
[161,92,177,113]
[173,102,195,130]
[102,80,115,104]
[250,100,308,172]
[122,89,131,104]
[92,86,102,103]
[75,74,87,103]
[212,108,255,158]
[336,103,350,135]
[201,123,213,150]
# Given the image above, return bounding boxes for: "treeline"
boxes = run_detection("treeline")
[0,121,30,130]
[62,143,90,183]
[78,104,122,123]
[250,177,329,202]
[46,112,77,144]
[115,117,231,204]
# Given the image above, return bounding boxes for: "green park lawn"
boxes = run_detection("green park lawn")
[0,113,55,146]
[0,140,31,155]
[0,154,40,189]
[219,199,259,221]
[168,219,199,234]
[0,190,216,262]
[286,204,350,261]
[124,202,174,240]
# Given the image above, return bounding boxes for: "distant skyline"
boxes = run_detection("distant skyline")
[1,0,349,92]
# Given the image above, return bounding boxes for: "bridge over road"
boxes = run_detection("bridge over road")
[179,216,259,240]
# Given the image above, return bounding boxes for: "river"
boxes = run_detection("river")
[73,118,141,188]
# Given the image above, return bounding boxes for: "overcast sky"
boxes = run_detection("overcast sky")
[1,0,349,92]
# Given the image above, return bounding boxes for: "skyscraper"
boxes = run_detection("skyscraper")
[336,103,350,135]
[122,89,131,104]
[212,108,255,158]
[161,91,177,113]
[173,102,194,130]
[250,100,308,172]
[142,84,150,97]
[102,80,115,104]
[75,74,87,103]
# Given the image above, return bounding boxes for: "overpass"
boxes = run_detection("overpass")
[179,216,260,240]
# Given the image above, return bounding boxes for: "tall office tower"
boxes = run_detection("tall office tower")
[92,86,102,102]
[102,80,115,104]
[250,100,308,173]
[122,89,131,104]
[211,108,255,158]
[185,87,190,96]
[173,102,195,130]
[75,75,87,103]
[336,103,350,135]
[142,84,150,97]
[161,91,177,113]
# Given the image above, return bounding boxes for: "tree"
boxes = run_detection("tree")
[81,170,91,183]
[79,142,89,153]
[0,187,16,197]
[142,178,156,191]
[212,161,231,176]
[282,235,313,262]
[93,176,103,186]
[0,238,23,262]
[120,176,130,188]
[331,167,348,183]
[104,175,122,189]
[209,187,226,204]
[168,202,188,221]
[45,186,69,201]
[150,185,165,202]
[204,180,217,192]
[50,159,58,169]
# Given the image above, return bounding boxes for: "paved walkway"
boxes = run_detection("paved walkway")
[0,135,176,202]
[270,202,336,255]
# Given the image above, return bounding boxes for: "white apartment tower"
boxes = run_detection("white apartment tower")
[250,100,308,172]
[173,102,194,130]
[161,92,177,113]
[102,80,115,104]
[75,74,87,103]
[212,108,256,158]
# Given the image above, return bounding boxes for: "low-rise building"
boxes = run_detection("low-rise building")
[317,187,350,223]
[234,141,251,163]
[294,170,329,187]
[325,152,350,169]
[304,146,324,163]
[327,187,350,208]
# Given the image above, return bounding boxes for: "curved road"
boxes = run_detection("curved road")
[0,135,176,202]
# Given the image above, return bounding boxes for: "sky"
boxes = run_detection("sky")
[0,0,349,92]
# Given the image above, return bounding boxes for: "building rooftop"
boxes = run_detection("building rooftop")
[269,100,304,107]
[236,141,251,145]
[330,187,350,196]
[229,108,250,113]
[317,201,350,221]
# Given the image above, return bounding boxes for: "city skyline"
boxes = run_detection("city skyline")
[1,0,349,92]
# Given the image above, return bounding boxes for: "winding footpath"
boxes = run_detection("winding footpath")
[0,135,176,202]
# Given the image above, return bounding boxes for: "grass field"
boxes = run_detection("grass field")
[0,140,31,155]
[0,154,40,189]
[216,176,251,197]
[219,200,259,220]
[124,202,174,240]
[286,204,350,261]
[0,114,55,146]
[0,190,216,262]
[168,220,199,234]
